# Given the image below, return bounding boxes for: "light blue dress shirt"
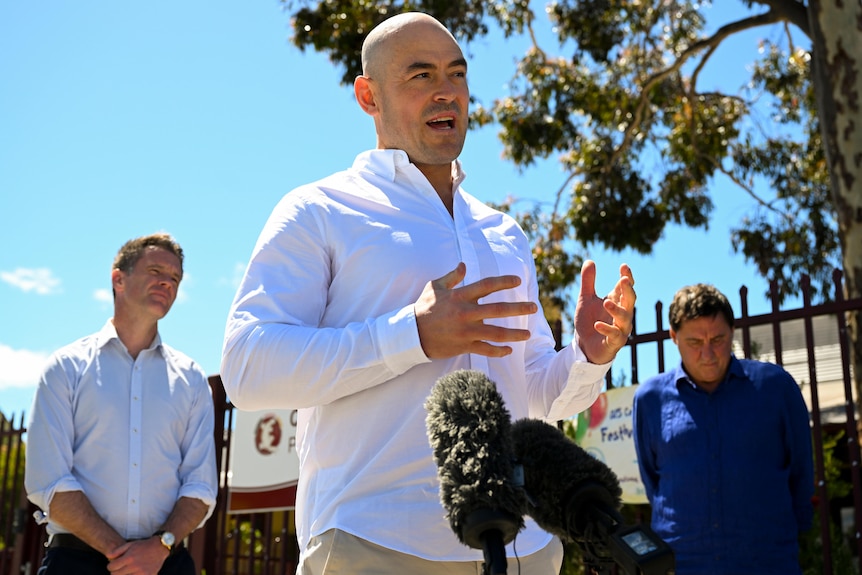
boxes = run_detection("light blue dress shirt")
[25,320,218,539]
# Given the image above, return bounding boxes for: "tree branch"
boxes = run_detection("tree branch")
[697,148,796,226]
[746,0,811,37]
[542,6,806,238]
[525,13,545,58]
[606,11,785,175]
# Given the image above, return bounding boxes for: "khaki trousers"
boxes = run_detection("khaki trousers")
[297,528,564,575]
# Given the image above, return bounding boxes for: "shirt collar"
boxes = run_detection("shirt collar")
[353,149,467,190]
[726,355,745,378]
[671,363,691,389]
[96,318,163,354]
[673,355,743,391]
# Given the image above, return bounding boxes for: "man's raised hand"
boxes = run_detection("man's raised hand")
[574,260,636,365]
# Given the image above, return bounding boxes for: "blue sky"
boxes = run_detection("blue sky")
[0,1,804,420]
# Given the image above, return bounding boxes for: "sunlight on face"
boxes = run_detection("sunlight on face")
[118,246,182,320]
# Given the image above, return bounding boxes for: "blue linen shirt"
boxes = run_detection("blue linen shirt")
[633,356,814,575]
[25,320,218,539]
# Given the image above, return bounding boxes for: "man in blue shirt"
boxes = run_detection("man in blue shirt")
[633,283,814,574]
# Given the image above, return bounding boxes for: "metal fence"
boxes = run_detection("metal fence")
[2,270,861,575]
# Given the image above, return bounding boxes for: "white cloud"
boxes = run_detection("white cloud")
[0,344,48,390]
[0,268,62,295]
[93,288,112,303]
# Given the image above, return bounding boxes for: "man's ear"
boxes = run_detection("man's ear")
[669,328,678,345]
[111,268,124,293]
[354,75,378,115]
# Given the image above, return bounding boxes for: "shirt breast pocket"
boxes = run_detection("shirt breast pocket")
[661,401,701,457]
[482,229,532,303]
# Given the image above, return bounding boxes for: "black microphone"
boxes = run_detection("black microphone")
[511,418,674,575]
[510,417,621,544]
[425,369,525,575]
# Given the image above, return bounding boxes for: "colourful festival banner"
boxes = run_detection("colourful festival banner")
[572,385,648,504]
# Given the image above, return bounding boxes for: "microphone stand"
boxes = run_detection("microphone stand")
[480,529,508,575]
[462,508,521,575]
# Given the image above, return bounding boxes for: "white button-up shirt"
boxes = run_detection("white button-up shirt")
[221,149,609,560]
[26,320,218,539]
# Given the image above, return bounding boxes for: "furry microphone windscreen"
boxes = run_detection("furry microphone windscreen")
[511,418,622,542]
[425,369,526,547]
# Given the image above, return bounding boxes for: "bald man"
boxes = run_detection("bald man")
[221,12,636,575]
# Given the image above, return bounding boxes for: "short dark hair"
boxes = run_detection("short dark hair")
[668,283,734,332]
[112,234,184,301]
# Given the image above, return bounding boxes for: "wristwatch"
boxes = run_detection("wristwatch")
[153,530,176,554]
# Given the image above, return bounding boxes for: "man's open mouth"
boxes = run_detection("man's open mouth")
[427,117,454,129]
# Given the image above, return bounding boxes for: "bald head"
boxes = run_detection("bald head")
[361,12,458,79]
[353,10,469,184]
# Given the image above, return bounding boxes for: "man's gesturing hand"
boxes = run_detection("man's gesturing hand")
[415,263,537,359]
[574,260,636,365]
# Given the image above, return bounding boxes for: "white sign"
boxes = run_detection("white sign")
[573,385,647,504]
[227,408,300,513]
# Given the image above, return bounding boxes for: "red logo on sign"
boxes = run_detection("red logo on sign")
[254,414,282,455]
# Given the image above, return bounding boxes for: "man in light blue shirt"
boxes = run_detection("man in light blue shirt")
[26,233,218,575]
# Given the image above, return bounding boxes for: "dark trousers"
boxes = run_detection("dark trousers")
[37,546,195,575]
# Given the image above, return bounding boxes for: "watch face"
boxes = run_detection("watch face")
[161,532,176,547]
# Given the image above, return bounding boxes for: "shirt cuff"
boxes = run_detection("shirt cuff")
[178,483,218,527]
[545,343,611,422]
[373,304,430,376]
[29,476,84,516]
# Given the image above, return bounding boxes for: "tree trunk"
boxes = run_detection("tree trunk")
[807,0,862,419]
